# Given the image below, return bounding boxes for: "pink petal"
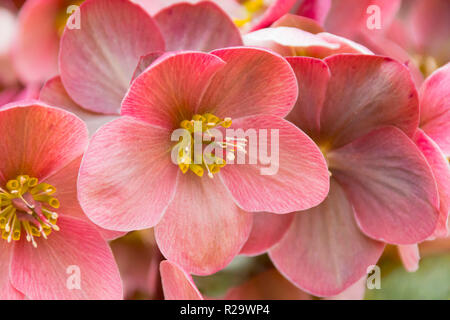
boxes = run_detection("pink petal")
[271,13,324,33]
[397,245,420,272]
[419,63,450,156]
[220,115,329,213]
[250,0,297,31]
[59,0,165,114]
[0,241,23,300]
[295,0,331,24]
[40,76,118,136]
[0,102,88,183]
[240,212,294,256]
[320,54,419,149]
[328,126,440,244]
[155,173,253,275]
[78,117,178,231]
[11,216,122,299]
[413,129,450,237]
[154,2,242,52]
[225,268,311,300]
[199,47,298,119]
[270,179,385,297]
[12,0,60,83]
[285,57,330,139]
[44,155,124,240]
[121,51,226,130]
[243,27,340,57]
[160,260,203,300]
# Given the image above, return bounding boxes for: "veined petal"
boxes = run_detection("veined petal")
[320,54,419,149]
[328,126,439,244]
[219,115,329,213]
[121,51,226,130]
[59,0,165,114]
[155,173,253,275]
[154,2,242,52]
[270,179,385,297]
[78,117,178,231]
[11,216,123,299]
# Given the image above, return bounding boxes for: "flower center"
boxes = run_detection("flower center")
[0,175,60,248]
[234,0,265,27]
[175,113,246,178]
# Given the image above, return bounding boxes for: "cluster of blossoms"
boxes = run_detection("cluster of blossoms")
[0,0,448,300]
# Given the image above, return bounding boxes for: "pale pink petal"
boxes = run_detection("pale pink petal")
[328,126,439,244]
[11,216,123,299]
[271,13,324,33]
[285,57,330,139]
[270,179,385,297]
[12,0,60,83]
[320,54,419,149]
[419,63,450,156]
[155,173,253,275]
[325,276,367,300]
[315,32,373,55]
[154,2,242,52]
[131,0,185,15]
[295,0,331,24]
[240,212,294,256]
[243,27,339,57]
[199,47,298,119]
[0,102,88,183]
[398,244,420,272]
[44,155,124,240]
[40,76,118,136]
[59,0,165,114]
[250,0,297,31]
[413,129,450,237]
[160,260,203,300]
[225,268,311,300]
[220,115,329,213]
[0,241,23,300]
[121,51,225,130]
[78,117,178,231]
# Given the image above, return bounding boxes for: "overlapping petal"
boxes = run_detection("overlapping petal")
[155,173,253,275]
[160,260,203,300]
[59,0,165,114]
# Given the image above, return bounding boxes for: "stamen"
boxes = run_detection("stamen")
[174,113,239,178]
[0,176,60,247]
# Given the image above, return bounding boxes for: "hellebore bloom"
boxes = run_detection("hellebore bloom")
[41,0,243,134]
[266,54,440,296]
[0,102,122,299]
[78,48,330,275]
[398,63,450,271]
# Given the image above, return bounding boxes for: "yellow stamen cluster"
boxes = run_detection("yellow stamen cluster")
[176,113,232,178]
[0,175,60,248]
[234,0,265,27]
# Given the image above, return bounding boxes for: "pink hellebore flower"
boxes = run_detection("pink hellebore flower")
[0,102,122,299]
[398,63,450,272]
[78,48,330,275]
[40,0,243,134]
[264,54,440,297]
